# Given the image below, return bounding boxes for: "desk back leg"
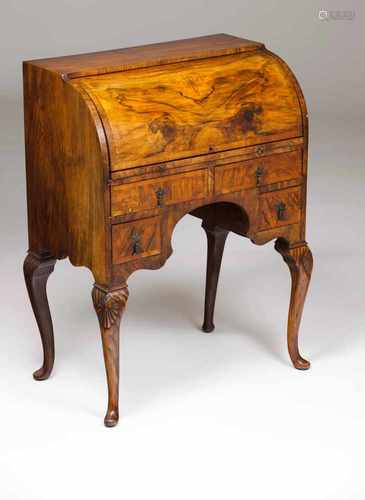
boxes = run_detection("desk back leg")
[202,222,229,333]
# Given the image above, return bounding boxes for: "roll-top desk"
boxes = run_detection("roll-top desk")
[23,34,313,426]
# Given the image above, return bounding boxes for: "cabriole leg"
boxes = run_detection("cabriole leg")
[23,252,56,380]
[92,284,129,427]
[202,222,229,333]
[275,240,313,370]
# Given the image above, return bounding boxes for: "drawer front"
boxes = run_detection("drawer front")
[80,52,302,171]
[258,186,302,231]
[215,149,302,195]
[111,169,209,217]
[112,217,161,264]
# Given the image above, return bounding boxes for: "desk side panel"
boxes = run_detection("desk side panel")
[23,63,110,284]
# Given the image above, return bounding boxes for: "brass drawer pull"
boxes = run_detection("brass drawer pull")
[256,144,265,156]
[275,201,287,221]
[155,186,168,207]
[131,231,142,255]
[255,166,264,185]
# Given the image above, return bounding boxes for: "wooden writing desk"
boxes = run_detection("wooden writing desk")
[23,34,313,426]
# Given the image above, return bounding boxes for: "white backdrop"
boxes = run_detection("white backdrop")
[0,1,364,499]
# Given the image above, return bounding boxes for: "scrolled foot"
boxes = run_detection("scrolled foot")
[292,356,310,371]
[33,366,53,381]
[104,409,119,427]
[202,322,215,333]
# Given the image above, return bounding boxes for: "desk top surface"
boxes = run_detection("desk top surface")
[24,34,264,80]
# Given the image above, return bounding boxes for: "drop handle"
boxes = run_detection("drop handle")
[275,201,287,221]
[255,166,264,185]
[155,186,168,207]
[131,231,142,255]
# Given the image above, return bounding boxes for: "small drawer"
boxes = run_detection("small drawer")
[111,169,209,216]
[215,149,302,195]
[112,217,161,264]
[258,186,302,231]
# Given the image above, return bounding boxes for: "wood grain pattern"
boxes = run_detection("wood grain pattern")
[23,34,313,426]
[110,138,304,182]
[26,34,263,79]
[110,189,259,284]
[267,49,309,243]
[112,217,161,264]
[111,169,209,216]
[80,51,302,170]
[92,284,129,427]
[23,63,110,285]
[215,149,302,195]
[275,241,313,369]
[251,223,302,247]
[258,186,302,231]
[23,252,56,380]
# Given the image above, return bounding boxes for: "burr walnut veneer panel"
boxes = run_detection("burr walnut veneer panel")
[79,52,302,171]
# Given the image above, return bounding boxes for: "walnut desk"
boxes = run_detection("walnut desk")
[23,34,313,426]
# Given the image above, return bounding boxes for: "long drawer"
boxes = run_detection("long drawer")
[111,169,209,217]
[215,149,302,195]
